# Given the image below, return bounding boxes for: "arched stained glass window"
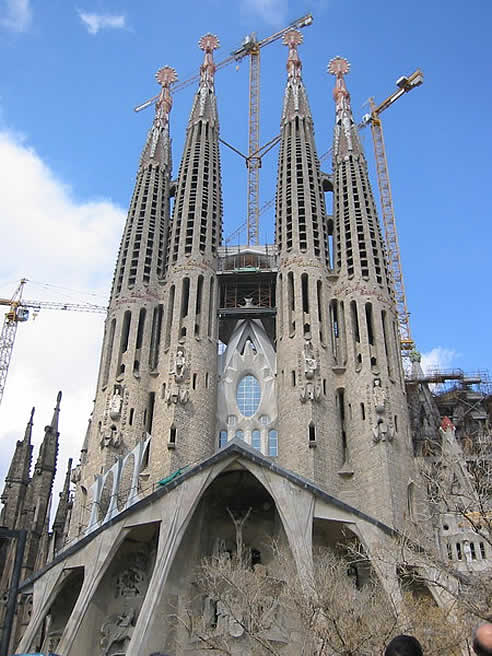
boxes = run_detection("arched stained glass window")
[252,429,261,450]
[219,430,227,448]
[235,429,244,440]
[268,429,278,456]
[236,375,261,417]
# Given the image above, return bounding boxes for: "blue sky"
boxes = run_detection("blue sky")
[0,0,491,496]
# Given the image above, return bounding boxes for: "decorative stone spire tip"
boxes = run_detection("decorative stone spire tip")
[199,33,220,88]
[283,29,303,80]
[328,56,352,116]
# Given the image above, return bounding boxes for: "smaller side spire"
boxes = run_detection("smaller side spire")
[52,458,73,552]
[328,56,362,159]
[140,65,177,170]
[199,33,219,90]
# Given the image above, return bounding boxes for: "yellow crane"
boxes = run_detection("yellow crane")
[135,14,313,248]
[0,279,107,407]
[362,70,424,351]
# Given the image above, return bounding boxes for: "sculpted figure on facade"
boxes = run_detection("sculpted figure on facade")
[109,387,123,420]
[100,606,135,656]
[303,338,318,380]
[372,379,392,442]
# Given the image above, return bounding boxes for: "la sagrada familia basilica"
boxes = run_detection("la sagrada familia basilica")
[1,23,490,656]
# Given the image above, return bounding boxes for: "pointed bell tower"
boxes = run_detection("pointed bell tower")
[275,31,337,484]
[149,34,223,475]
[328,57,414,526]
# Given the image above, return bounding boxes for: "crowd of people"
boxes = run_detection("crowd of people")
[384,622,492,655]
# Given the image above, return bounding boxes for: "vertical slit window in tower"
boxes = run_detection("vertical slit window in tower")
[165,285,175,350]
[208,277,215,337]
[393,321,404,385]
[195,275,204,337]
[149,304,163,370]
[301,273,309,314]
[291,370,296,387]
[181,277,190,318]
[129,408,134,426]
[147,392,155,434]
[136,308,146,350]
[339,301,347,365]
[350,301,360,343]
[365,303,374,346]
[268,429,278,456]
[381,310,392,378]
[169,426,176,445]
[330,299,338,361]
[361,402,365,420]
[327,218,334,270]
[309,423,316,443]
[317,280,324,345]
[337,388,347,462]
[120,311,131,358]
[287,271,295,335]
[192,373,197,390]
[252,429,261,450]
[277,274,283,337]
[103,318,116,387]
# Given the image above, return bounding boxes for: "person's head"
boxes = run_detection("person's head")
[385,634,424,656]
[473,623,492,656]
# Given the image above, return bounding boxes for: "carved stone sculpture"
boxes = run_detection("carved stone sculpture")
[100,606,135,656]
[109,388,123,420]
[372,379,392,443]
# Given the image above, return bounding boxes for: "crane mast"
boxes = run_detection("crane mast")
[247,45,261,246]
[364,70,423,352]
[0,279,107,407]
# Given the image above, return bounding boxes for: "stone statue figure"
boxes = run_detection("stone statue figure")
[100,606,135,656]
[303,339,318,380]
[372,379,392,443]
[109,388,123,420]
[174,349,186,382]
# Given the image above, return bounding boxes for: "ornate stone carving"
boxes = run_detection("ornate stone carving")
[109,388,123,420]
[303,338,318,380]
[173,347,187,383]
[100,606,135,656]
[372,378,393,443]
[114,550,148,598]
[100,426,121,450]
[71,464,81,484]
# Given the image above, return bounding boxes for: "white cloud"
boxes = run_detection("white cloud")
[240,0,289,27]
[420,347,458,374]
[77,10,126,35]
[0,130,124,519]
[0,0,32,32]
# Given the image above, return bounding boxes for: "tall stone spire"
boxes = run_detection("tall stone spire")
[275,30,336,485]
[166,34,222,267]
[21,392,61,575]
[276,30,330,264]
[151,33,223,475]
[328,59,413,528]
[0,407,34,529]
[52,457,73,553]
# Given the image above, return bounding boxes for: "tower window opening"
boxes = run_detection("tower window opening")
[394,415,398,432]
[147,392,155,434]
[103,318,116,387]
[479,542,486,559]
[136,307,146,350]
[208,278,215,337]
[291,370,296,387]
[120,310,131,354]
[205,372,209,388]
[195,275,204,337]
[337,388,347,461]
[288,271,295,335]
[192,373,197,390]
[169,426,177,445]
[470,542,477,560]
[165,285,175,349]
[365,303,374,346]
[361,402,365,420]
[309,423,316,443]
[181,277,190,318]
[301,273,309,314]
[350,301,360,343]
[323,379,327,395]
[268,429,278,456]
[129,408,134,426]
[161,382,166,399]
[149,304,163,370]
[456,542,462,560]
[381,310,392,378]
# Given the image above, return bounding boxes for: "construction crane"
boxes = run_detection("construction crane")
[135,14,313,248]
[361,70,423,353]
[0,279,107,407]
[225,145,331,245]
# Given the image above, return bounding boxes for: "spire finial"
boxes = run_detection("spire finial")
[155,66,177,125]
[283,29,303,80]
[49,391,62,432]
[328,56,352,115]
[198,33,220,88]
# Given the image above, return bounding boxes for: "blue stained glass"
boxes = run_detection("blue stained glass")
[252,429,261,450]
[236,429,244,440]
[219,430,227,448]
[236,375,261,417]
[268,429,278,456]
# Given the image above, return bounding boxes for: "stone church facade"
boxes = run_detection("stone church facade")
[1,29,490,656]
